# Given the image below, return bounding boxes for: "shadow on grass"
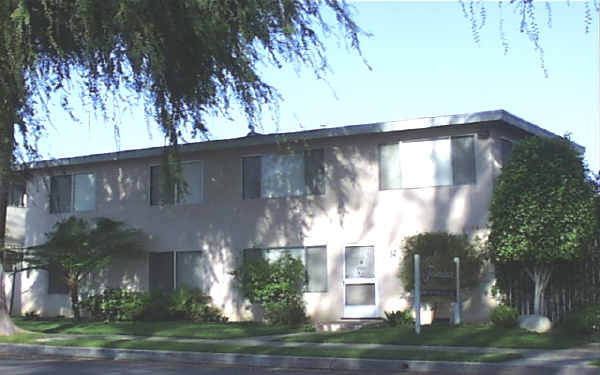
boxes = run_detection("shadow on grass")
[13,317,301,339]
[283,322,594,349]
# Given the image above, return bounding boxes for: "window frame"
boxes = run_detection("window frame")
[379,134,477,190]
[242,246,328,293]
[47,263,69,295]
[149,160,204,206]
[241,149,326,200]
[49,172,96,214]
[7,182,26,208]
[148,250,204,292]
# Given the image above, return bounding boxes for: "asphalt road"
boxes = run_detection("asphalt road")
[0,353,428,375]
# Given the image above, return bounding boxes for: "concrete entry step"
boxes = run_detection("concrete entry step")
[316,319,383,332]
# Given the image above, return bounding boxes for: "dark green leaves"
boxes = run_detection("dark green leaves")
[488,136,597,265]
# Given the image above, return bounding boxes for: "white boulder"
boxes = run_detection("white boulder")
[518,314,552,333]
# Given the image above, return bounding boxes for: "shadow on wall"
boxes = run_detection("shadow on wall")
[17,129,500,322]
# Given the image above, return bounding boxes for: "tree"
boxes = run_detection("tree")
[459,0,599,77]
[0,1,363,334]
[488,136,597,316]
[25,216,145,320]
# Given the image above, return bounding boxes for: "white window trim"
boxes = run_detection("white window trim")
[241,150,326,200]
[149,160,204,206]
[343,244,378,318]
[379,134,477,190]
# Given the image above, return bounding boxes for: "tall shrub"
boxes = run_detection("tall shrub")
[399,231,484,293]
[488,136,596,316]
[234,253,307,325]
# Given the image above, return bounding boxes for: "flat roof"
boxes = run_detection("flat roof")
[30,109,583,169]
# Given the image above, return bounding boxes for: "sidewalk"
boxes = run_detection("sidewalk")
[1,332,598,374]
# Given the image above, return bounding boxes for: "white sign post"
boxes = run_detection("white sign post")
[453,257,461,325]
[414,253,421,335]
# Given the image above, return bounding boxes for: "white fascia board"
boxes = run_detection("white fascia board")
[28,109,583,170]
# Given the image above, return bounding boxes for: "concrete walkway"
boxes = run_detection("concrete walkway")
[1,332,598,374]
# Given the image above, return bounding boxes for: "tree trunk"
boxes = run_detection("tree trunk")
[526,265,553,316]
[69,278,80,321]
[0,103,20,335]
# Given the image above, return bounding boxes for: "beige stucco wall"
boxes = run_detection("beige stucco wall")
[6,122,526,322]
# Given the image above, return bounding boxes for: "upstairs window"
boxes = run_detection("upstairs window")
[242,149,325,199]
[380,135,476,190]
[7,183,26,207]
[50,173,96,213]
[150,161,203,206]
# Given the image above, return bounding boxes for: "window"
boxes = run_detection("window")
[242,149,325,199]
[50,173,96,213]
[7,183,26,207]
[150,161,203,206]
[47,263,68,294]
[499,139,513,167]
[243,246,327,292]
[148,251,203,292]
[379,135,475,190]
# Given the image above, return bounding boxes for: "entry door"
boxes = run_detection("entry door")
[343,246,378,318]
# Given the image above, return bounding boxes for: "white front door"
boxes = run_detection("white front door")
[343,246,378,318]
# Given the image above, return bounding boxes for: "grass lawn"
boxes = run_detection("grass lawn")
[590,360,600,367]
[13,317,301,339]
[0,333,522,363]
[283,323,594,349]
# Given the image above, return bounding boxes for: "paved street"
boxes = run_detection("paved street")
[0,353,421,375]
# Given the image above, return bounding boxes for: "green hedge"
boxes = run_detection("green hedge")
[80,288,227,323]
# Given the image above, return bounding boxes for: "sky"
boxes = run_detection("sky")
[37,1,600,172]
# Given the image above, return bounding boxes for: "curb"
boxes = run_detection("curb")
[0,343,598,375]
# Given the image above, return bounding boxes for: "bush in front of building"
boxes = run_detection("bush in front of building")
[384,310,414,326]
[80,288,227,323]
[233,253,308,325]
[490,305,519,328]
[561,304,600,334]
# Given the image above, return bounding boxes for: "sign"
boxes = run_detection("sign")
[415,255,461,330]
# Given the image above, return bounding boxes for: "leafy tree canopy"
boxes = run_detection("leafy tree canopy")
[1,0,363,164]
[26,216,146,319]
[488,136,596,265]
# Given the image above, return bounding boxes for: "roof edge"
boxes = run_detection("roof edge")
[28,109,583,169]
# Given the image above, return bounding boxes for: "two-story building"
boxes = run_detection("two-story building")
[4,109,577,322]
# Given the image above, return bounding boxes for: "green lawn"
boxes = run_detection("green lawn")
[590,360,600,367]
[14,317,301,339]
[0,333,522,363]
[283,323,594,349]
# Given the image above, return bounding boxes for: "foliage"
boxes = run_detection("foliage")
[488,136,597,315]
[80,288,146,322]
[80,288,227,323]
[233,253,308,325]
[25,216,145,320]
[458,0,599,77]
[384,310,414,327]
[561,304,600,335]
[399,232,484,294]
[490,305,519,328]
[167,288,228,323]
[1,1,363,164]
